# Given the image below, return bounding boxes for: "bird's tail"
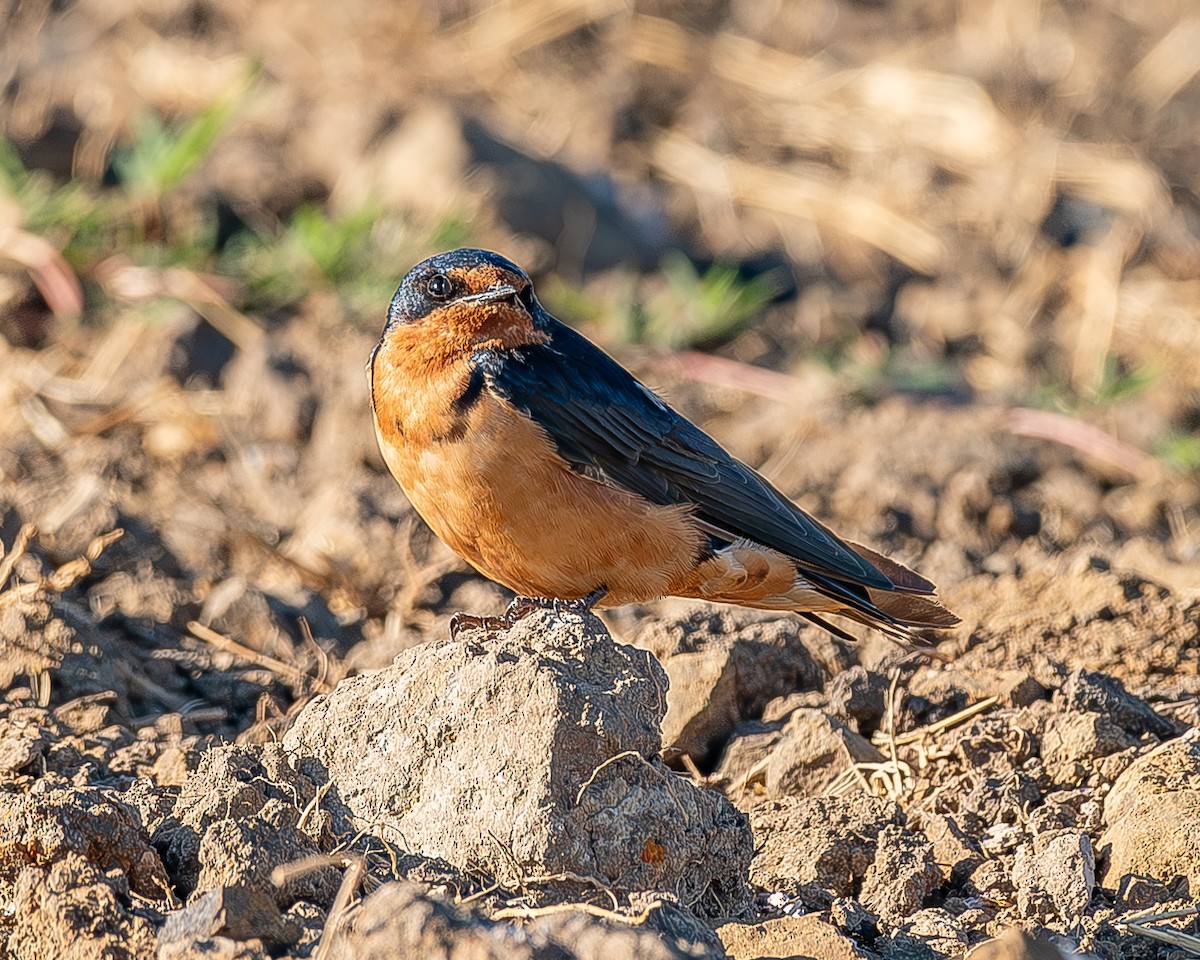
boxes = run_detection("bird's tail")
[844,540,960,628]
[794,539,959,646]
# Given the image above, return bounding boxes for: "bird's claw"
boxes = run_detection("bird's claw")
[451,587,609,640]
[506,586,607,622]
[448,612,511,641]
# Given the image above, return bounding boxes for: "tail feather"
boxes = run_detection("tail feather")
[865,587,961,628]
[845,540,937,594]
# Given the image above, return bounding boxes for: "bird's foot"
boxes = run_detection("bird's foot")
[448,612,511,641]
[505,587,608,623]
[452,588,608,641]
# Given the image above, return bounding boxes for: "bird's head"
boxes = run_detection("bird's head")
[379,248,544,352]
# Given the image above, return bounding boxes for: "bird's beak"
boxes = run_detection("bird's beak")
[461,284,519,306]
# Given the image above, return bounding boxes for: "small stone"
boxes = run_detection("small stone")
[826,666,890,731]
[633,604,835,763]
[966,859,1013,901]
[765,709,885,799]
[159,884,299,949]
[830,897,879,939]
[1099,728,1200,892]
[1040,711,1135,766]
[1011,831,1095,923]
[285,611,753,917]
[1115,874,1170,909]
[719,913,871,960]
[920,813,983,884]
[887,907,968,957]
[751,795,903,898]
[0,787,169,901]
[964,927,1072,959]
[860,825,940,923]
[1059,669,1175,740]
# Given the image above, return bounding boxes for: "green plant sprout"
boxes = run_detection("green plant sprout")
[637,251,784,349]
[111,71,255,202]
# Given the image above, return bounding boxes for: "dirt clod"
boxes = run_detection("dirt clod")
[326,880,718,960]
[718,912,870,960]
[859,825,940,924]
[634,604,838,764]
[7,853,158,960]
[1098,727,1200,891]
[750,795,904,899]
[1011,831,1096,923]
[285,610,753,918]
[0,787,169,902]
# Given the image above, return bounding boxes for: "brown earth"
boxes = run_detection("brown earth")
[3,1,1200,959]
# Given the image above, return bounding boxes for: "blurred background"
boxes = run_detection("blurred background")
[2,0,1199,694]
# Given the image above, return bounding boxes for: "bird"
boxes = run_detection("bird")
[369,248,959,643]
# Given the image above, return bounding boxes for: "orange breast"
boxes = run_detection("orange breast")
[372,348,705,604]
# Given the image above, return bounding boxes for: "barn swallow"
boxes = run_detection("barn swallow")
[369,249,958,642]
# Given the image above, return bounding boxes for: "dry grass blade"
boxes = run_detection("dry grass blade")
[651,133,944,273]
[39,528,125,593]
[881,695,999,748]
[491,899,661,925]
[188,620,331,693]
[0,523,35,589]
[1054,142,1168,221]
[1003,408,1158,482]
[1119,905,1200,955]
[644,350,799,402]
[445,0,626,71]
[303,854,366,960]
[0,224,84,317]
[1064,221,1141,397]
[94,255,263,350]
[1129,18,1200,111]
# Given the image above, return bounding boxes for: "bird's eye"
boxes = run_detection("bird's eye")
[426,274,453,300]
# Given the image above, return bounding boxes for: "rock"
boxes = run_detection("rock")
[0,710,52,776]
[1114,873,1171,909]
[1040,711,1137,767]
[155,743,337,902]
[764,709,884,799]
[195,816,338,909]
[884,907,968,958]
[633,604,839,762]
[0,787,168,902]
[918,814,983,885]
[536,899,727,960]
[826,666,890,732]
[284,611,753,917]
[325,880,721,959]
[906,668,1046,719]
[1025,789,1096,835]
[964,927,1072,959]
[750,795,903,898]
[859,825,940,923]
[6,853,158,960]
[1011,831,1095,922]
[158,885,300,953]
[1099,727,1200,891]
[829,898,879,940]
[1058,669,1175,740]
[710,721,780,799]
[965,859,1013,901]
[718,912,870,960]
[992,672,1049,708]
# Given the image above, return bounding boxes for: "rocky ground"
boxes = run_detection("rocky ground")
[4,0,1200,958]
[1,322,1198,957]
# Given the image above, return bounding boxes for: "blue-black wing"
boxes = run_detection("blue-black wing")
[476,314,896,596]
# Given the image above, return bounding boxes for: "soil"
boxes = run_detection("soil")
[3,1,1200,959]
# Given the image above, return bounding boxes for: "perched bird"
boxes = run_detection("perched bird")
[370,248,958,642]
